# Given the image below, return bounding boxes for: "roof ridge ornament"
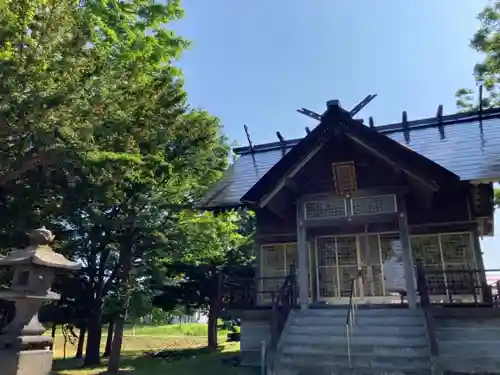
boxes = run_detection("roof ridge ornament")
[402,111,410,144]
[326,99,342,109]
[436,105,445,139]
[297,94,377,123]
[276,131,286,157]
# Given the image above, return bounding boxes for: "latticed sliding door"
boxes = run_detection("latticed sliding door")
[316,237,338,299]
[316,236,358,299]
[440,233,476,295]
[337,237,358,297]
[359,234,385,297]
[411,235,446,295]
[260,243,297,303]
[261,244,286,303]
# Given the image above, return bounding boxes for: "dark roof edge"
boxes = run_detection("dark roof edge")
[233,107,500,155]
[194,203,245,211]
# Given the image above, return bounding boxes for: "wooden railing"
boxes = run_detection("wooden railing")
[415,262,439,357]
[420,267,498,305]
[219,265,299,311]
[269,265,298,350]
[220,275,290,310]
[490,280,500,307]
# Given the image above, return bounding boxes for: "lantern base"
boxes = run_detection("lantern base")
[0,348,53,375]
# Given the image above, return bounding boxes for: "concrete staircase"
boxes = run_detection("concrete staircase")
[270,307,432,375]
[434,315,500,374]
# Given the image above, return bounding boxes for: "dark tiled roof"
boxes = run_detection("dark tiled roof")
[199,109,500,208]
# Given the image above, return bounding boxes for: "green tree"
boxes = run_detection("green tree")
[151,210,254,349]
[456,1,500,110]
[457,1,500,209]
[0,1,229,373]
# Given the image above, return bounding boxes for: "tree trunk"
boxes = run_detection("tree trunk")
[49,323,57,351]
[75,326,86,359]
[107,314,126,373]
[107,242,133,374]
[207,269,222,350]
[102,320,115,358]
[83,307,102,366]
[207,305,218,350]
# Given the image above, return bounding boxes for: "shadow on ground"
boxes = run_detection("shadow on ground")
[51,347,257,375]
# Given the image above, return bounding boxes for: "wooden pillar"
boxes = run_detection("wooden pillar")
[473,231,489,302]
[310,240,319,304]
[473,231,487,278]
[296,203,309,309]
[398,204,417,309]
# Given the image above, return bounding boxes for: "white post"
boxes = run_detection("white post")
[296,202,309,309]
[260,340,266,375]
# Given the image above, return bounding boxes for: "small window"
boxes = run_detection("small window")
[332,162,357,194]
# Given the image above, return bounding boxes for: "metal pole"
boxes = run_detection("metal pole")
[346,323,351,367]
[260,340,266,375]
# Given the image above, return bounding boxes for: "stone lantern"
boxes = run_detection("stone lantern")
[0,228,80,375]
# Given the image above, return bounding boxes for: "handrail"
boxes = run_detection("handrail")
[266,265,297,375]
[345,277,357,368]
[270,265,297,349]
[416,262,439,357]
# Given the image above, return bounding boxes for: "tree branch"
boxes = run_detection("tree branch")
[0,151,52,186]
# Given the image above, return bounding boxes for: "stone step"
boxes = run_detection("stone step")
[291,315,424,327]
[278,352,430,371]
[282,342,430,357]
[274,362,431,375]
[303,308,422,318]
[287,323,427,337]
[434,317,500,328]
[437,355,500,374]
[282,333,428,347]
[437,326,500,342]
[438,341,500,357]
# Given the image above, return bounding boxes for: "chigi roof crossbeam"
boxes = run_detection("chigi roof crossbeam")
[233,105,500,156]
[201,102,500,210]
[297,94,377,123]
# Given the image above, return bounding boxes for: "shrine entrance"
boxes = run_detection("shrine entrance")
[314,233,401,304]
[312,231,478,305]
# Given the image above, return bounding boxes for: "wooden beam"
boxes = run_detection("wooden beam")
[244,124,257,165]
[296,202,309,309]
[346,133,439,192]
[402,111,410,143]
[267,190,293,220]
[369,116,374,129]
[276,131,285,143]
[479,84,484,133]
[243,125,254,153]
[284,177,299,195]
[436,105,444,139]
[397,197,417,309]
[436,104,443,120]
[276,131,286,157]
[258,142,325,208]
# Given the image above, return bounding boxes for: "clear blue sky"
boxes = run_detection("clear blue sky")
[173,0,500,269]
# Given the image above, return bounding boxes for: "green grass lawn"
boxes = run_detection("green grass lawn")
[51,323,253,375]
[123,322,236,337]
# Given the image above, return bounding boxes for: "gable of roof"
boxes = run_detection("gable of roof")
[198,107,500,209]
[243,104,459,206]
